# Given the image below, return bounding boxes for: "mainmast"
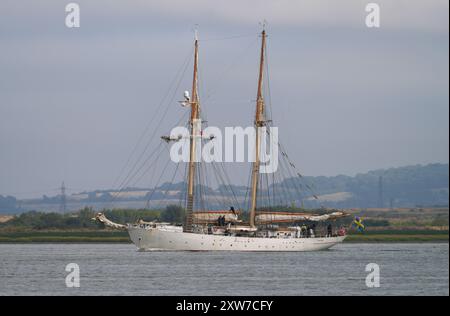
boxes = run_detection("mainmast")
[185,34,200,232]
[249,29,266,227]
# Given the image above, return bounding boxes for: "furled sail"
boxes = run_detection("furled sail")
[93,212,127,229]
[255,211,348,224]
[192,210,241,224]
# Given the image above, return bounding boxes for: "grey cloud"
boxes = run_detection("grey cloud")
[0,0,448,197]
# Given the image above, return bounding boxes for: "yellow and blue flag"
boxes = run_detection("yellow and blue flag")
[353,216,365,233]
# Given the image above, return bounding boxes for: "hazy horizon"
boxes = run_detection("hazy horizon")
[4,163,448,200]
[1,1,448,199]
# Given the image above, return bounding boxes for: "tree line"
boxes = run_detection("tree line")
[0,205,185,230]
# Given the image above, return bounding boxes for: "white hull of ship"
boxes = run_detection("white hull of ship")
[128,226,346,252]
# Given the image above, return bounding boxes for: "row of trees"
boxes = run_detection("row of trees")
[0,205,185,230]
[0,195,19,213]
[284,163,449,208]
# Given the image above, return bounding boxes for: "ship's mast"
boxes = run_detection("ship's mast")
[249,29,266,227]
[185,34,200,232]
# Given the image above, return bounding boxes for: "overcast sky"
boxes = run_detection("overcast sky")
[0,0,448,198]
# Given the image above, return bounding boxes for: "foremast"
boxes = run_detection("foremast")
[185,34,200,232]
[249,29,267,228]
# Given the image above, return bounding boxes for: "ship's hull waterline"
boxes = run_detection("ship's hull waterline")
[128,226,346,252]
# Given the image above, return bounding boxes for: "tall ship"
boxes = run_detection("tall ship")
[96,28,349,251]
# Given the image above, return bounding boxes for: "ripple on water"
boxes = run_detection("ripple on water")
[0,243,448,296]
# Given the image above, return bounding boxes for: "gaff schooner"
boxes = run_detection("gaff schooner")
[96,28,349,251]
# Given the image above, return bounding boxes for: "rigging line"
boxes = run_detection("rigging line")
[276,154,295,207]
[195,122,221,210]
[221,163,242,209]
[209,162,227,208]
[270,154,283,207]
[270,151,288,208]
[200,161,210,219]
[264,37,274,124]
[258,170,266,209]
[282,153,300,205]
[173,110,191,131]
[113,100,185,198]
[260,133,272,208]
[196,126,225,209]
[200,33,257,42]
[178,161,188,208]
[216,162,240,209]
[285,156,306,203]
[144,154,173,207]
[262,129,278,208]
[198,139,209,210]
[275,170,285,207]
[265,39,300,207]
[281,149,312,206]
[130,143,167,188]
[170,159,187,211]
[263,175,270,209]
[111,141,163,200]
[243,164,253,212]
[200,161,209,211]
[218,164,235,208]
[201,162,214,210]
[202,37,258,102]
[272,151,277,208]
[264,35,318,204]
[264,160,272,208]
[113,49,192,194]
[107,142,164,208]
[212,178,226,211]
[145,143,166,189]
[216,160,241,209]
[196,48,206,122]
[211,170,225,212]
[156,114,190,206]
[111,47,194,190]
[154,159,181,211]
[277,143,304,204]
[212,161,238,210]
[257,172,262,209]
[282,152,301,206]
[195,162,203,211]
[277,176,288,206]
[197,163,205,210]
[205,160,228,210]
[278,141,320,200]
[210,163,231,209]
[199,162,208,220]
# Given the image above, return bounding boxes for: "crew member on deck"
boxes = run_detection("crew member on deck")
[327,223,333,237]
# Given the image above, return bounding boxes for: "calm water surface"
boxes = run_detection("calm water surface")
[0,243,448,296]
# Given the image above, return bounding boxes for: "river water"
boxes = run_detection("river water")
[0,243,448,296]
